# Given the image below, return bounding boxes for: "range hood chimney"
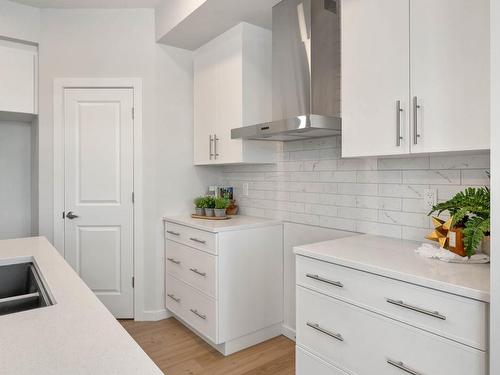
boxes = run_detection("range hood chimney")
[231,0,341,141]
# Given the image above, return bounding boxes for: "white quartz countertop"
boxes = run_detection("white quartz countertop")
[0,236,162,375]
[163,214,282,233]
[294,234,490,302]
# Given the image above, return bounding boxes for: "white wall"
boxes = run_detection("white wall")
[0,0,40,42]
[155,0,207,41]
[38,8,220,317]
[0,121,33,239]
[490,0,499,372]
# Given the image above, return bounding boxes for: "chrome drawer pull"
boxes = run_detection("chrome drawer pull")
[189,237,206,244]
[167,257,181,265]
[306,322,343,342]
[167,293,180,303]
[306,273,343,288]
[190,309,207,320]
[189,268,207,277]
[166,230,180,236]
[386,298,446,320]
[387,359,422,375]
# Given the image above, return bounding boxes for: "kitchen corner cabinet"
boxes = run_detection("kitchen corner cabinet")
[0,40,38,116]
[341,0,490,158]
[164,217,283,355]
[193,22,277,165]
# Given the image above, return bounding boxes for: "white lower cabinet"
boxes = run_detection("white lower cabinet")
[296,255,488,375]
[164,219,283,355]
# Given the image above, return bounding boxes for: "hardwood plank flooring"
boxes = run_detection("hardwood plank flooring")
[120,318,295,375]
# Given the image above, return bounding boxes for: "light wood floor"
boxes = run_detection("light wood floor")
[120,318,295,375]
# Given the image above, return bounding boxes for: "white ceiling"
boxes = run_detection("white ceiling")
[11,0,161,8]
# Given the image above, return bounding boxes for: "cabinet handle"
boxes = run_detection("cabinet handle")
[386,298,446,320]
[396,100,403,146]
[190,309,207,320]
[189,237,206,244]
[413,96,421,144]
[306,273,343,288]
[209,135,214,160]
[306,322,343,342]
[167,293,181,303]
[167,257,181,265]
[189,268,207,277]
[214,134,219,160]
[166,230,180,236]
[387,359,423,375]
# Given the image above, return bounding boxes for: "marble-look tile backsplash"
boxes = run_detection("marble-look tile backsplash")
[220,137,490,241]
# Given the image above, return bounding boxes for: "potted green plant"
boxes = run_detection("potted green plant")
[214,195,230,217]
[428,186,490,258]
[205,195,215,217]
[193,196,206,216]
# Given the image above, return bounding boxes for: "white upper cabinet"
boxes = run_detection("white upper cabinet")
[193,22,276,165]
[0,40,37,115]
[342,0,490,158]
[341,0,410,158]
[410,0,490,153]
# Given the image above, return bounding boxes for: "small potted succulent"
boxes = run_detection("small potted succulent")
[214,195,230,217]
[193,196,206,216]
[205,195,215,217]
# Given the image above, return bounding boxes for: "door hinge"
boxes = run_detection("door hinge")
[131,107,135,119]
[62,211,65,219]
[132,192,135,203]
[132,276,135,288]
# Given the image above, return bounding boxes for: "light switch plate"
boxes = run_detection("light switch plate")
[242,183,249,197]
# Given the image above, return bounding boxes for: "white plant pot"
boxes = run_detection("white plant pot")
[205,208,214,217]
[480,236,490,256]
[214,208,226,217]
[195,207,205,216]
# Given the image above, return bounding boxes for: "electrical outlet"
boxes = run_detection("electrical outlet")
[423,188,437,209]
[242,183,249,197]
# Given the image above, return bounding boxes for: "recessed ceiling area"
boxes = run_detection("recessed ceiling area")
[11,0,160,8]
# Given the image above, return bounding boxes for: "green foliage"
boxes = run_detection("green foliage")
[205,195,216,209]
[429,186,490,257]
[193,196,207,208]
[214,196,230,209]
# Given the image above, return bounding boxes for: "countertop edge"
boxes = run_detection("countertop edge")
[294,247,490,303]
[162,216,283,233]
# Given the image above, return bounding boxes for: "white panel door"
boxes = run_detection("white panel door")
[341,0,410,157]
[64,88,134,318]
[410,0,490,153]
[0,42,36,114]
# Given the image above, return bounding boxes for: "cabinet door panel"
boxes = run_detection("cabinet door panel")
[194,47,217,165]
[341,0,410,157]
[0,44,36,114]
[410,0,489,153]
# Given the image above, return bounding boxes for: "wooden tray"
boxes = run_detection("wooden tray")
[191,214,231,220]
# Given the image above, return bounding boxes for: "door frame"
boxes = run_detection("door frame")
[53,78,144,320]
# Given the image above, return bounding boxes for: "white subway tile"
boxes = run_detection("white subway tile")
[338,183,378,196]
[320,194,357,207]
[289,192,320,203]
[378,156,429,170]
[289,149,321,160]
[401,227,432,242]
[319,148,341,160]
[320,171,357,183]
[356,196,402,211]
[378,211,429,228]
[338,157,377,171]
[402,170,460,185]
[379,184,429,198]
[461,170,490,185]
[430,153,490,170]
[356,171,402,184]
[338,207,378,221]
[283,140,304,151]
[356,221,402,239]
[305,159,338,171]
[303,136,340,149]
[319,216,356,232]
[402,198,428,214]
[289,212,320,226]
[305,204,338,217]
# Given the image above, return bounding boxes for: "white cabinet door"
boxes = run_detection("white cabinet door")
[0,42,37,114]
[410,0,490,153]
[194,46,217,165]
[341,0,410,158]
[214,30,243,164]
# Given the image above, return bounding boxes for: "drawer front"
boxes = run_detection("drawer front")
[296,346,347,375]
[297,286,487,375]
[297,255,487,350]
[165,221,216,255]
[166,274,218,343]
[166,240,217,298]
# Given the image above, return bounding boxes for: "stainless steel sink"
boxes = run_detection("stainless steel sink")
[0,261,54,316]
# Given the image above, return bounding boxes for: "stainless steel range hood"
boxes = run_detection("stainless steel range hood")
[231,0,341,141]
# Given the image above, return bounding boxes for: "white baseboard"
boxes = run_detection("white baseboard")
[281,324,296,342]
[138,308,172,321]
